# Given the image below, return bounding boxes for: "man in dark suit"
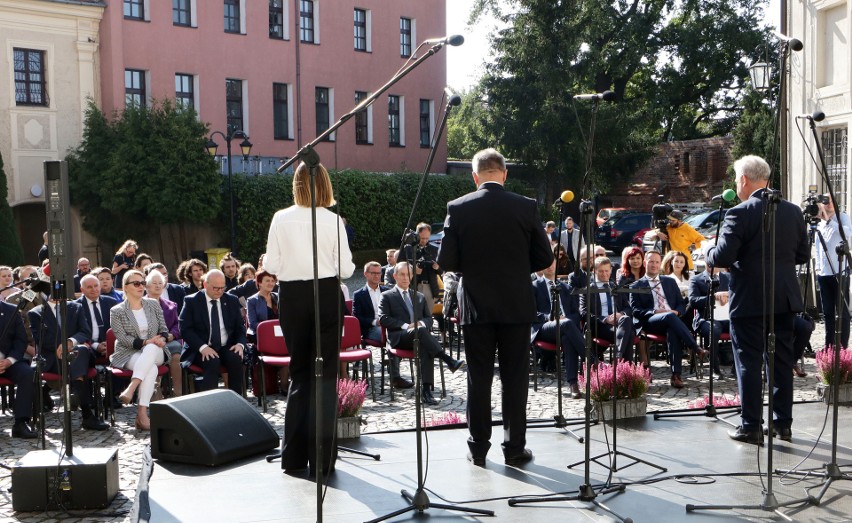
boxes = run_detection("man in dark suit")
[179,269,247,395]
[29,297,108,430]
[531,260,586,398]
[75,274,118,356]
[379,262,464,405]
[688,268,732,379]
[401,223,442,313]
[580,256,634,362]
[0,301,37,438]
[706,155,809,444]
[437,148,553,467]
[72,257,91,297]
[352,261,412,389]
[630,250,701,389]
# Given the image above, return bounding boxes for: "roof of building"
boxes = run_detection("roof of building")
[41,0,106,7]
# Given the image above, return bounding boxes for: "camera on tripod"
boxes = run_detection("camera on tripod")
[652,195,673,230]
[802,185,828,226]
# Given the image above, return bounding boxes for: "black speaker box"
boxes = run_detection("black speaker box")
[12,448,119,512]
[150,389,279,466]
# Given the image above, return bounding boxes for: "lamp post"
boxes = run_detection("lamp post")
[748,60,772,93]
[205,125,252,256]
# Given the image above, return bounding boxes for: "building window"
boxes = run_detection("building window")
[273,83,290,139]
[224,0,240,34]
[226,79,244,130]
[388,95,402,146]
[301,1,314,43]
[823,127,849,210]
[419,99,433,147]
[124,0,144,20]
[13,48,47,106]
[355,91,370,144]
[354,9,367,51]
[175,73,194,110]
[125,69,146,107]
[316,86,330,139]
[270,0,285,39]
[400,17,412,57]
[173,0,191,26]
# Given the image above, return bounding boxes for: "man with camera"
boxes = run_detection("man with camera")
[815,193,852,349]
[649,210,705,270]
[402,223,441,313]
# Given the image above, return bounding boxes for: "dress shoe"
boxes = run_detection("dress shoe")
[793,364,808,378]
[82,416,109,431]
[42,393,55,411]
[12,421,37,439]
[421,389,439,406]
[762,425,793,442]
[447,358,465,373]
[467,452,486,467]
[119,389,134,405]
[712,367,726,380]
[670,375,685,389]
[504,448,534,466]
[569,382,583,399]
[391,377,414,389]
[728,426,763,445]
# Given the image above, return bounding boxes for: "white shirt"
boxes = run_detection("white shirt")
[367,284,382,325]
[264,205,356,282]
[204,292,228,349]
[88,299,101,344]
[132,308,149,339]
[596,281,610,317]
[816,212,852,276]
[647,276,671,310]
[396,286,416,329]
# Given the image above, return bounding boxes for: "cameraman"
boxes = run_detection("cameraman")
[648,210,705,270]
[816,194,852,348]
[402,222,442,312]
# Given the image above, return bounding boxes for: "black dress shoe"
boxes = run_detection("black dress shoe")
[762,425,793,442]
[82,416,109,431]
[467,452,486,467]
[42,393,55,411]
[569,382,583,399]
[12,421,37,439]
[447,358,465,373]
[504,448,534,466]
[391,377,414,389]
[422,389,439,405]
[728,426,763,445]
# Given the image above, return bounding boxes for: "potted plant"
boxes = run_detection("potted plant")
[337,378,368,439]
[816,347,852,404]
[580,361,651,421]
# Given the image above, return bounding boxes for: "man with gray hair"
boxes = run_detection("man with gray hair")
[706,155,809,444]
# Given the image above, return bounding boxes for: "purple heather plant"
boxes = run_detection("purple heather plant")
[579,361,651,402]
[337,378,368,418]
[816,347,852,385]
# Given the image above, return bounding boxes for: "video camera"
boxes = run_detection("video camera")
[415,245,434,270]
[652,195,673,230]
[802,185,828,226]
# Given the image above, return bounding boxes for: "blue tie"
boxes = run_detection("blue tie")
[210,300,222,349]
[402,291,414,322]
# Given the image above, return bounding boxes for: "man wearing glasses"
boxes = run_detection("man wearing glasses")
[179,269,247,395]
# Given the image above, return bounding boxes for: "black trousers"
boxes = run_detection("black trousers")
[279,278,343,473]
[393,325,444,385]
[193,345,244,395]
[462,322,529,458]
[5,360,34,419]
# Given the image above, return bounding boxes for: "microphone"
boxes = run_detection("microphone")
[795,110,826,122]
[573,91,616,102]
[553,190,575,206]
[773,30,804,51]
[711,189,737,203]
[444,87,461,107]
[424,35,464,46]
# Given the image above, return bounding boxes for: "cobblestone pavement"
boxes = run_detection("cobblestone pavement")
[0,320,832,522]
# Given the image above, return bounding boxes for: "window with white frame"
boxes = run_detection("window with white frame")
[125,69,146,107]
[823,127,848,211]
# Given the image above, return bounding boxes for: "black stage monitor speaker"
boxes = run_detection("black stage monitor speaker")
[12,448,119,511]
[150,389,280,466]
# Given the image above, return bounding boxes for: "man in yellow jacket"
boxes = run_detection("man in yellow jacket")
[652,210,705,270]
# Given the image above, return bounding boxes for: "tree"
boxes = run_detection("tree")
[465,0,770,203]
[0,152,25,266]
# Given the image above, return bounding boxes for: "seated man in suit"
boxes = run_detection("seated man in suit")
[75,274,118,358]
[580,256,634,362]
[179,269,247,395]
[629,250,702,389]
[29,295,109,430]
[353,261,412,389]
[379,262,463,405]
[383,249,398,287]
[688,267,732,380]
[0,300,37,438]
[531,260,586,398]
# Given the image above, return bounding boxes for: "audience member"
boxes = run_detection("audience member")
[144,270,184,396]
[112,239,138,290]
[133,253,153,271]
[558,216,583,272]
[72,257,91,296]
[182,258,208,296]
[580,256,634,362]
[0,299,37,438]
[37,231,48,264]
[688,267,731,379]
[0,265,15,301]
[384,249,398,287]
[96,267,124,302]
[401,223,441,313]
[662,250,691,298]
[220,253,241,291]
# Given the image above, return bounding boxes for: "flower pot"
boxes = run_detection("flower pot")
[592,397,648,422]
[816,382,852,405]
[336,416,361,439]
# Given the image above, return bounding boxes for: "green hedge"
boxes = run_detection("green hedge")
[229,170,532,265]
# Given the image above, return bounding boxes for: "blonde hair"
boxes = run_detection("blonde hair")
[115,239,138,256]
[122,269,145,289]
[293,162,336,207]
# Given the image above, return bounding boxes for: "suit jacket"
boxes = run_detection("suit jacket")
[559,228,584,260]
[29,300,92,352]
[378,287,432,348]
[246,292,278,335]
[402,243,441,295]
[158,296,181,340]
[688,271,731,330]
[109,298,169,369]
[629,275,687,325]
[352,284,388,337]
[706,188,809,319]
[579,277,631,320]
[74,295,118,343]
[0,301,28,361]
[166,283,186,313]
[437,182,554,324]
[179,291,247,359]
[531,277,580,343]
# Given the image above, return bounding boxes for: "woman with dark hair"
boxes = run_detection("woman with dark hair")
[133,253,154,271]
[111,240,138,289]
[618,246,645,285]
[238,263,256,284]
[553,245,571,277]
[662,250,691,298]
[265,162,355,476]
[181,259,208,296]
[246,269,289,394]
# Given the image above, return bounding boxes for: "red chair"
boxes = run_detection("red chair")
[339,315,375,401]
[256,319,291,412]
[445,316,462,360]
[104,329,169,425]
[530,340,559,392]
[363,326,394,394]
[345,299,353,315]
[387,339,446,401]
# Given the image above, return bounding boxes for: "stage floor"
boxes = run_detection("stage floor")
[144,402,852,522]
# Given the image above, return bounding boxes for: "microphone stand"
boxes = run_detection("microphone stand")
[368,90,493,523]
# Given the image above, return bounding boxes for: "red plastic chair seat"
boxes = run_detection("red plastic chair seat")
[41,367,97,382]
[533,340,559,352]
[258,355,291,367]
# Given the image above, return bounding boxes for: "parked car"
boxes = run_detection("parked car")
[595,213,653,252]
[428,222,444,248]
[596,208,642,227]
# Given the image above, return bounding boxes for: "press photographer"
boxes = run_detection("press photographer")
[813,193,852,349]
[402,222,442,312]
[647,206,705,270]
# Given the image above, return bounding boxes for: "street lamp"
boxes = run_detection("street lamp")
[205,125,252,256]
[748,60,772,93]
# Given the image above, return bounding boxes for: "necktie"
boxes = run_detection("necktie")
[402,290,414,322]
[606,290,613,317]
[210,300,222,349]
[91,300,103,341]
[652,279,666,310]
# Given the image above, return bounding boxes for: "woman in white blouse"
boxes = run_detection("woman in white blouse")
[662,250,691,298]
[110,270,168,431]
